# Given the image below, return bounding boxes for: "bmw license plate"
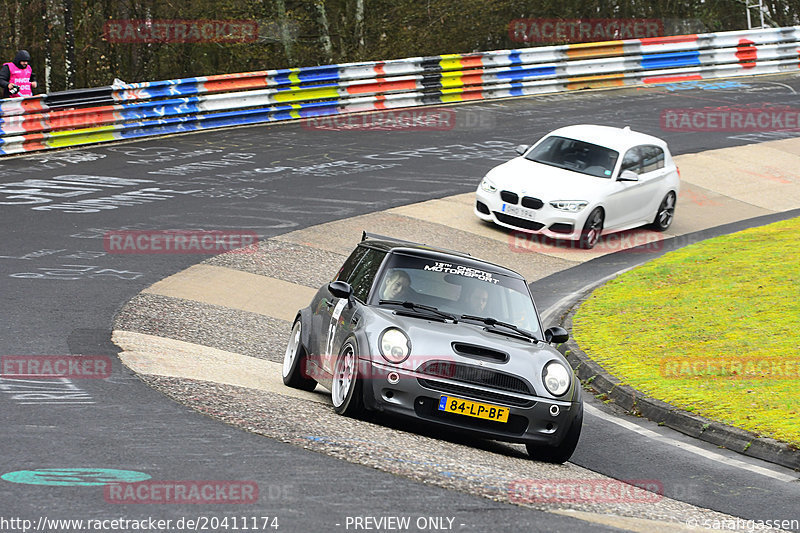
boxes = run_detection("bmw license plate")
[502,204,536,221]
[438,395,509,423]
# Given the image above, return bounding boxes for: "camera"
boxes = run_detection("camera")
[8,84,19,95]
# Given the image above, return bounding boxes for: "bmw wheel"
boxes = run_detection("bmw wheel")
[331,339,364,417]
[578,208,604,249]
[282,319,317,391]
[652,191,676,231]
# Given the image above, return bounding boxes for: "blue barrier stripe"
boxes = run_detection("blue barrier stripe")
[508,51,523,65]
[273,66,342,85]
[496,66,557,81]
[641,51,701,69]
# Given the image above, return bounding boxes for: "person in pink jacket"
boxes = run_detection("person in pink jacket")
[0,50,38,98]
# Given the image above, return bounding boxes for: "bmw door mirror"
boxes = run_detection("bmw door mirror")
[515,144,530,155]
[328,281,353,300]
[618,170,639,182]
[544,326,569,344]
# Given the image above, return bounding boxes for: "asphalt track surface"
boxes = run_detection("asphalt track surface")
[1,75,799,532]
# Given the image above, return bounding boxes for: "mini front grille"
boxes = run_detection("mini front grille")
[417,360,532,395]
[500,190,519,204]
[493,212,545,231]
[418,379,535,407]
[476,200,490,215]
[549,222,574,234]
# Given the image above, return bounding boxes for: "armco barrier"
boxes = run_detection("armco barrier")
[2,26,799,155]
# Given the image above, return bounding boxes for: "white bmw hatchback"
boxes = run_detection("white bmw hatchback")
[474,125,680,249]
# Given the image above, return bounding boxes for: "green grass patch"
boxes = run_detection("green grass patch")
[573,217,800,447]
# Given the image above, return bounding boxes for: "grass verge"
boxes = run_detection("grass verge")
[573,217,800,447]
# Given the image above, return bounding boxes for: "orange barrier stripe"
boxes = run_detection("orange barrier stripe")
[203,77,270,93]
[640,35,698,46]
[566,42,624,59]
[643,74,703,84]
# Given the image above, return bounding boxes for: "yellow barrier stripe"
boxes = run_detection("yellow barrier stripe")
[45,126,117,148]
[273,86,340,103]
[440,54,465,70]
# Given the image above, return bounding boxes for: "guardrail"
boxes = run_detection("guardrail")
[2,26,799,155]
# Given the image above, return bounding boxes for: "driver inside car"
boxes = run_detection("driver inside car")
[380,269,415,301]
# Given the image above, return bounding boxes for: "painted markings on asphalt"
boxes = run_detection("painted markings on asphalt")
[585,404,797,483]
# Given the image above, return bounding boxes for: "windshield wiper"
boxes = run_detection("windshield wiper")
[379,300,458,322]
[460,314,539,343]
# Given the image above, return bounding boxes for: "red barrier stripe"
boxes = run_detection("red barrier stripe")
[346,79,419,95]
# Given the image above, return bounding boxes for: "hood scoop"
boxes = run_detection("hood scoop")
[451,342,508,363]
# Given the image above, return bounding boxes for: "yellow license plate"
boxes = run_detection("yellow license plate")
[438,395,509,423]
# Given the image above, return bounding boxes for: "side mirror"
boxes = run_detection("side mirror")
[544,326,569,344]
[515,144,530,156]
[618,169,639,182]
[328,281,353,300]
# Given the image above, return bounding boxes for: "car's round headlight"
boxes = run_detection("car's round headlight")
[480,177,497,193]
[542,360,571,396]
[379,328,411,363]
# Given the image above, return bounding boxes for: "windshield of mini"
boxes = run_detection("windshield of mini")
[525,135,619,178]
[371,253,541,335]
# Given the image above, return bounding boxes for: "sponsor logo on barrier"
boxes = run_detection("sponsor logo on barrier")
[509,18,664,43]
[103,230,258,254]
[661,358,800,380]
[661,107,800,132]
[508,230,667,254]
[104,480,258,504]
[1,355,112,379]
[508,479,663,503]
[103,20,258,43]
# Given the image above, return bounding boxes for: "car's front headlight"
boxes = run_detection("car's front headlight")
[549,200,588,212]
[479,177,497,193]
[542,360,571,396]
[379,328,411,363]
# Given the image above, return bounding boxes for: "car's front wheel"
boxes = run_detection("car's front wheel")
[578,208,604,249]
[331,339,364,417]
[282,319,317,391]
[651,191,676,231]
[525,406,583,464]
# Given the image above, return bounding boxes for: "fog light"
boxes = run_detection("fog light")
[549,404,560,417]
[387,372,400,385]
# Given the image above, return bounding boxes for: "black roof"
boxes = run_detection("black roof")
[359,232,524,279]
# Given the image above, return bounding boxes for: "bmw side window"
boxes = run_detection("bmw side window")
[335,246,368,282]
[619,147,642,175]
[641,145,665,173]
[349,249,386,302]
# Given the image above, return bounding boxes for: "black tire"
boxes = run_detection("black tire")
[331,339,364,417]
[282,319,317,391]
[578,208,604,249]
[525,406,583,464]
[651,191,676,232]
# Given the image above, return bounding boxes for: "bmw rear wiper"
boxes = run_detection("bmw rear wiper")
[459,314,539,343]
[379,300,458,322]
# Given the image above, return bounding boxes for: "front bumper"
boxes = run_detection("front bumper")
[362,359,581,446]
[475,187,590,242]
